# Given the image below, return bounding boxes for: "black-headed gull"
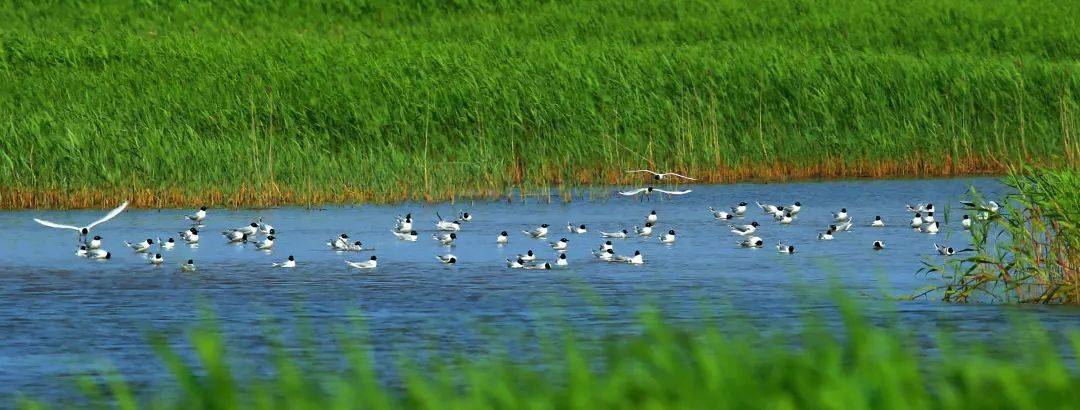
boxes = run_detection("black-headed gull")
[646,211,658,223]
[831,208,848,222]
[458,211,473,222]
[87,249,111,260]
[273,255,296,268]
[776,241,795,254]
[567,223,588,234]
[818,230,834,240]
[124,239,154,253]
[517,250,537,261]
[614,250,644,264]
[961,215,972,229]
[600,229,630,239]
[87,235,103,249]
[180,259,196,272]
[731,202,748,216]
[435,213,462,231]
[626,169,696,181]
[252,235,275,250]
[496,231,509,244]
[785,202,802,215]
[33,201,128,241]
[634,222,653,237]
[910,213,923,229]
[346,256,378,269]
[873,241,885,250]
[871,216,885,227]
[393,230,419,241]
[159,237,176,250]
[658,230,676,244]
[730,222,759,236]
[506,258,525,268]
[185,206,207,223]
[436,254,457,264]
[549,238,569,251]
[738,236,764,248]
[149,253,164,265]
[593,248,615,260]
[555,253,568,266]
[394,213,413,232]
[756,202,781,215]
[523,224,549,238]
[433,232,457,246]
[76,245,88,257]
[708,207,734,220]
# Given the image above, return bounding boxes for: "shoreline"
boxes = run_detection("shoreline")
[0,159,1013,210]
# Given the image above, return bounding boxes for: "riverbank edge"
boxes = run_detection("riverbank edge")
[1,156,1022,209]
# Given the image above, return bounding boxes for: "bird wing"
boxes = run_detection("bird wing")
[87,201,128,229]
[626,169,660,176]
[661,172,697,181]
[33,218,81,231]
[654,189,692,195]
[618,188,648,196]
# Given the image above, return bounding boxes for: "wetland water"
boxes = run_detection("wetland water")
[1,177,1077,401]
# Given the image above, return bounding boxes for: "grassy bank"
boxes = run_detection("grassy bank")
[2,0,1078,208]
[19,301,1080,409]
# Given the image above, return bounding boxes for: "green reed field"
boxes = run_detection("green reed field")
[1,0,1078,208]
[18,299,1080,409]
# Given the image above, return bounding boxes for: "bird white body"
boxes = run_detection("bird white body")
[739,236,764,248]
[594,249,615,261]
[496,232,509,244]
[757,202,780,215]
[518,251,537,261]
[634,223,653,237]
[149,254,164,265]
[159,238,176,249]
[600,230,629,239]
[124,239,154,253]
[273,256,297,268]
[786,202,802,215]
[615,251,644,264]
[435,220,462,231]
[76,246,88,257]
[523,225,549,238]
[626,169,697,181]
[555,253,568,266]
[935,243,956,255]
[708,207,733,220]
[923,221,940,234]
[835,219,854,232]
[922,213,935,224]
[549,238,569,251]
[223,230,247,243]
[180,260,197,272]
[329,235,350,250]
[346,256,378,269]
[525,262,552,270]
[658,230,676,244]
[910,214,923,229]
[87,249,111,259]
[776,241,795,253]
[507,258,525,268]
[961,215,972,229]
[598,241,614,252]
[186,207,207,223]
[567,223,588,234]
[253,236,275,250]
[235,223,259,236]
[646,211,658,223]
[392,230,419,241]
[818,231,834,240]
[832,209,848,222]
[731,202,748,216]
[730,222,758,236]
[433,232,457,245]
[777,213,794,224]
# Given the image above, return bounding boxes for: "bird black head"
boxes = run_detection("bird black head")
[354,241,362,246]
[187,259,194,264]
[622,230,629,234]
[500,231,508,236]
[605,240,612,245]
[167,238,175,242]
[653,174,661,180]
[155,253,162,258]
[755,240,763,246]
[579,224,586,229]
[267,236,275,240]
[875,216,881,220]
[81,228,89,234]
[191,229,199,234]
[725,214,733,220]
[840,208,847,212]
[668,230,675,235]
[527,250,534,256]
[517,258,525,264]
[370,256,378,261]
[341,234,349,239]
[448,257,456,263]
[751,222,759,227]
[146,239,154,244]
[785,212,792,217]
[787,246,795,253]
[927,203,934,209]
[287,255,294,261]
[947,247,954,253]
[449,233,456,239]
[927,212,934,216]
[540,224,549,228]
[915,212,922,217]
[463,212,470,218]
[650,210,656,215]
[962,214,969,219]
[634,250,641,255]
[411,230,418,235]
[543,263,551,269]
[559,253,566,259]
[93,235,102,240]
[200,206,207,211]
[560,238,568,242]
[269,229,275,234]
[79,245,87,250]
[829,225,837,230]
[739,202,748,206]
[794,201,801,206]
[826,229,834,234]
[104,252,111,259]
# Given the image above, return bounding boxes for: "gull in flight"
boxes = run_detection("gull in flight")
[33,201,128,241]
[626,169,696,181]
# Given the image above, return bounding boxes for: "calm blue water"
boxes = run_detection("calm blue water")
[1,177,1077,402]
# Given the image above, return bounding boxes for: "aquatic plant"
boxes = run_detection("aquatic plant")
[919,168,1079,304]
[19,299,1080,409]
[1,0,1078,208]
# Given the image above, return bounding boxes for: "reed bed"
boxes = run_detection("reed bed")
[1,0,1078,208]
[19,299,1080,409]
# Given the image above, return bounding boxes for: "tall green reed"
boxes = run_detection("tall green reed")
[1,0,1077,207]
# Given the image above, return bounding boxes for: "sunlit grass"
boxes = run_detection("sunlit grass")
[1,0,1078,208]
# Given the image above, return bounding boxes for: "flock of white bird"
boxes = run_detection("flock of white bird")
[31,169,1000,271]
